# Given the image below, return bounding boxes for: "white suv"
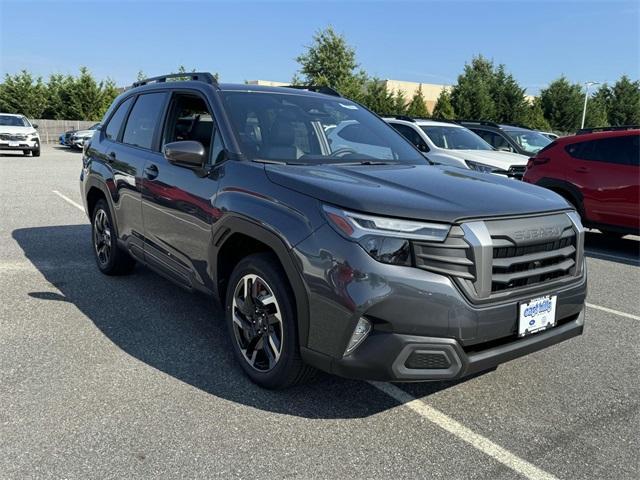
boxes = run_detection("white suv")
[0,113,41,157]
[384,117,528,178]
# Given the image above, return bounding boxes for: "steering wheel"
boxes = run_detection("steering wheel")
[329,147,358,158]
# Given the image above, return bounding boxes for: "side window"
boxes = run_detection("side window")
[122,93,167,150]
[391,123,429,152]
[566,136,639,166]
[105,97,134,141]
[163,93,224,165]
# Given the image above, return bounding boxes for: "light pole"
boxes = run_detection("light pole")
[581,81,600,129]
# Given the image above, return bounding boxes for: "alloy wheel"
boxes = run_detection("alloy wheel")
[93,209,112,266]
[231,274,284,372]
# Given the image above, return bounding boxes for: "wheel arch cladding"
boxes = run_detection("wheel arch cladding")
[213,216,311,348]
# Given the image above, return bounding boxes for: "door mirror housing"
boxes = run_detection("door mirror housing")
[32,124,38,129]
[164,140,206,168]
[498,145,513,152]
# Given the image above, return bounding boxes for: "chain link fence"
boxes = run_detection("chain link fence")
[32,119,97,144]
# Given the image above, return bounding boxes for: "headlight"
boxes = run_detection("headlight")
[323,205,450,265]
[465,160,504,174]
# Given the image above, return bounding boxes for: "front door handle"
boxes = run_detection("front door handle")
[107,151,116,163]
[144,164,159,180]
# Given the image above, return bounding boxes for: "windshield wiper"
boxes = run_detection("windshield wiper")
[337,160,394,166]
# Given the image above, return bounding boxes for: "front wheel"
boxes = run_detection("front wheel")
[91,199,135,275]
[225,253,315,389]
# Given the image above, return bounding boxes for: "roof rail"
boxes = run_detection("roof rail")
[132,72,218,88]
[456,120,501,128]
[576,125,640,135]
[380,114,416,122]
[284,85,342,97]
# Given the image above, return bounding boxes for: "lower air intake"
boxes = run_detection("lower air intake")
[405,351,452,370]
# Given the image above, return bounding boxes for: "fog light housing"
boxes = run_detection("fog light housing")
[344,317,372,356]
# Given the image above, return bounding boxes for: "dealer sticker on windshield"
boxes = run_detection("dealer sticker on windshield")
[518,295,557,337]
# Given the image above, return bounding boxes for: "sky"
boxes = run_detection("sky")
[1,0,638,94]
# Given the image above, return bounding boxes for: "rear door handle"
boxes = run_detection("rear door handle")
[107,151,116,163]
[575,166,590,173]
[144,163,159,180]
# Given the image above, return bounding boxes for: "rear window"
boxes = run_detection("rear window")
[565,134,639,166]
[122,93,167,150]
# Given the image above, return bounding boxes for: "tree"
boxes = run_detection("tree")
[392,90,408,115]
[492,65,528,124]
[101,78,120,117]
[450,55,496,120]
[584,84,610,128]
[65,67,104,120]
[524,97,551,131]
[608,75,640,126]
[431,89,455,119]
[539,76,583,131]
[43,74,73,119]
[406,85,429,117]
[362,79,394,115]
[0,70,47,118]
[294,26,367,102]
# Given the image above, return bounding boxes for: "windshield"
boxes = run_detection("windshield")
[0,115,28,127]
[220,91,426,164]
[504,130,552,154]
[421,125,493,150]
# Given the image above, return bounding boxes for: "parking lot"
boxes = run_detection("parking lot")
[1,145,638,479]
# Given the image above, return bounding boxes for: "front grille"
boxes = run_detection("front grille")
[0,133,27,141]
[491,234,576,292]
[508,165,526,179]
[413,225,476,280]
[405,351,451,370]
[412,213,583,302]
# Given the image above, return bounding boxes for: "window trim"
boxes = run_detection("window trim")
[565,135,639,166]
[389,122,431,152]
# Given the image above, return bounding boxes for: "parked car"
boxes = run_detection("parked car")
[459,121,553,157]
[524,127,639,237]
[385,116,529,178]
[0,113,41,156]
[70,123,100,149]
[81,73,586,389]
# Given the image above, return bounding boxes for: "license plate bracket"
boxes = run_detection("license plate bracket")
[518,295,557,337]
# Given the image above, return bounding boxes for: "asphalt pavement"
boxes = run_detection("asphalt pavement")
[1,145,638,479]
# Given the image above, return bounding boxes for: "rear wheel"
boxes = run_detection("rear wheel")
[225,253,315,389]
[91,199,135,275]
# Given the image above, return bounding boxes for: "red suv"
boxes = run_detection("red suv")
[523,128,639,237]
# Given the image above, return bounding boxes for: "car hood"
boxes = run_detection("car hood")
[441,149,529,169]
[73,129,94,137]
[265,163,569,223]
[0,126,37,135]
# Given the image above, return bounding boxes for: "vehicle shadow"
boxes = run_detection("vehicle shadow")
[584,230,640,266]
[13,224,468,419]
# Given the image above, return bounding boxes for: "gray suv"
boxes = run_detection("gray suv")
[80,73,586,389]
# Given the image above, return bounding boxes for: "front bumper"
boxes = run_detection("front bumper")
[294,223,587,382]
[0,138,39,151]
[324,308,584,381]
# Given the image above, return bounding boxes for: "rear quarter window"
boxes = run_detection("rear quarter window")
[105,97,134,141]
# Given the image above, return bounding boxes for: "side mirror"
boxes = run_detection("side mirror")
[33,124,39,129]
[164,140,206,168]
[498,146,513,152]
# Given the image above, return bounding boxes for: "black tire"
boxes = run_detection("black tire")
[32,146,41,157]
[225,253,315,389]
[91,199,135,275]
[22,150,31,156]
